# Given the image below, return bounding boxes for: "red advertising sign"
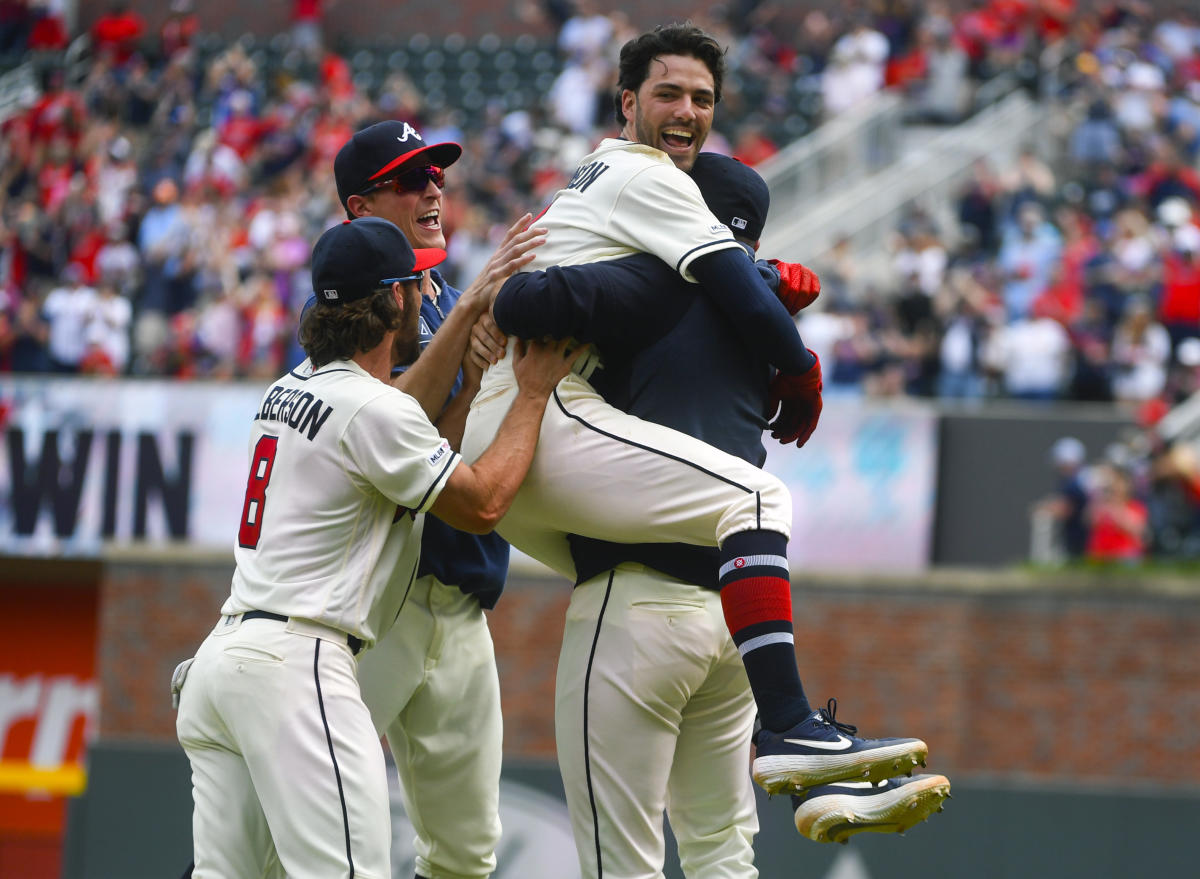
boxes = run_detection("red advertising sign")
[0,579,99,875]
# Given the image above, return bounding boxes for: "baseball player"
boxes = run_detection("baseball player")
[461,22,930,803]
[174,217,576,879]
[489,154,949,874]
[330,120,542,879]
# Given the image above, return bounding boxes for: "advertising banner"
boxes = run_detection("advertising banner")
[764,402,938,573]
[0,377,262,556]
[0,580,99,874]
[0,379,939,571]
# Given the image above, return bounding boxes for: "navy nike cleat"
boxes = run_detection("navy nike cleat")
[752,698,928,794]
[791,773,951,844]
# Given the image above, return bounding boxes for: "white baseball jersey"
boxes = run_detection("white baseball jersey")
[223,357,460,645]
[480,138,744,393]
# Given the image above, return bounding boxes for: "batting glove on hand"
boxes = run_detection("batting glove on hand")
[765,352,823,448]
[766,259,821,315]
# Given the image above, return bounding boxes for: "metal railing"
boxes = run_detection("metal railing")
[756,91,905,225]
[760,89,1046,283]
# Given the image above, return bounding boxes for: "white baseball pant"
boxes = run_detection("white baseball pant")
[356,575,503,879]
[176,614,391,879]
[460,373,792,581]
[556,564,759,879]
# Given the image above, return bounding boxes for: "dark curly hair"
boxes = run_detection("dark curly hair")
[613,22,726,127]
[298,287,405,368]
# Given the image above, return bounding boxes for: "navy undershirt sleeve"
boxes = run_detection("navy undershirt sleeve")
[689,248,816,374]
[493,255,685,358]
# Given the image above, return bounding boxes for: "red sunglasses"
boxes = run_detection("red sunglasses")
[361,165,445,196]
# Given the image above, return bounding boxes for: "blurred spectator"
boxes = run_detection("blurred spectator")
[1068,99,1123,176]
[160,0,199,61]
[90,3,145,66]
[1110,297,1171,404]
[1067,295,1115,401]
[136,178,191,317]
[82,280,132,374]
[0,1,32,58]
[548,0,614,135]
[1085,462,1149,563]
[822,16,890,116]
[937,289,989,399]
[985,300,1073,400]
[42,262,96,373]
[1034,436,1093,561]
[28,1,68,53]
[906,16,972,124]
[292,0,328,58]
[998,201,1063,319]
[0,291,50,373]
[957,158,1002,257]
[94,221,139,298]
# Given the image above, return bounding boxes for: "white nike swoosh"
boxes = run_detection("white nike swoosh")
[783,734,854,751]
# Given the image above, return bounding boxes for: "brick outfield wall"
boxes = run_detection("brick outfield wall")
[94,560,1200,788]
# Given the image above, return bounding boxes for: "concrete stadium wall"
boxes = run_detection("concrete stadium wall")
[86,558,1200,788]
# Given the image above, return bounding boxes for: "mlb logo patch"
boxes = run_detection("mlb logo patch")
[428,439,451,465]
[731,217,748,230]
[323,288,340,301]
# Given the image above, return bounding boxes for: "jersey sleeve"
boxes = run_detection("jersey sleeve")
[607,163,743,282]
[341,390,461,515]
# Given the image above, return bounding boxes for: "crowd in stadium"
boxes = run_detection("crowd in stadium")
[0,1,1198,423]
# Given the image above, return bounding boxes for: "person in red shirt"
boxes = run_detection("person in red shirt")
[160,0,199,60]
[90,2,144,65]
[1086,463,1149,563]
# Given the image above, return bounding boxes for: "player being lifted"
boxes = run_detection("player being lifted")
[175,217,576,878]
[485,153,950,874]
[462,21,937,823]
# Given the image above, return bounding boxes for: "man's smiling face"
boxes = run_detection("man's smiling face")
[621,53,716,172]
[359,170,446,251]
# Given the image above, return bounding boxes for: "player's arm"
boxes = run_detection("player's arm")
[429,337,578,533]
[393,214,546,419]
[429,343,481,451]
[491,254,681,355]
[689,248,817,375]
[608,165,815,374]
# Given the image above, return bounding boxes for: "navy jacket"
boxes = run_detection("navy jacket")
[493,251,773,589]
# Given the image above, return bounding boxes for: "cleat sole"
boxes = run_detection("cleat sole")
[794,775,951,844]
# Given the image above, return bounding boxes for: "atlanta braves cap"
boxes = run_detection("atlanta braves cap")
[311,217,446,306]
[689,152,770,242]
[334,120,463,208]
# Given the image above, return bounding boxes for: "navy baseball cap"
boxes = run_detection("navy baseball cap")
[689,153,770,242]
[311,217,446,306]
[334,120,463,209]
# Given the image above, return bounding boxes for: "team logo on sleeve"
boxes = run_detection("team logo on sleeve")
[428,439,451,465]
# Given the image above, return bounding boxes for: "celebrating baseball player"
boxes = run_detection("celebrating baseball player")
[174,217,576,878]
[461,20,933,824]
[330,120,543,879]
[489,153,950,872]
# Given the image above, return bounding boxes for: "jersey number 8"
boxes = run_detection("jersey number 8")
[238,435,278,549]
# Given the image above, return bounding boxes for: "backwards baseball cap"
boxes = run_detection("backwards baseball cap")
[334,120,463,209]
[689,153,770,242]
[311,217,446,306]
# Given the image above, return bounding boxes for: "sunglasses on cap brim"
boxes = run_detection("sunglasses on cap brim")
[359,165,445,196]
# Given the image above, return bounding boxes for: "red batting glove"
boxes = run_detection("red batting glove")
[766,352,823,448]
[768,259,821,315]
